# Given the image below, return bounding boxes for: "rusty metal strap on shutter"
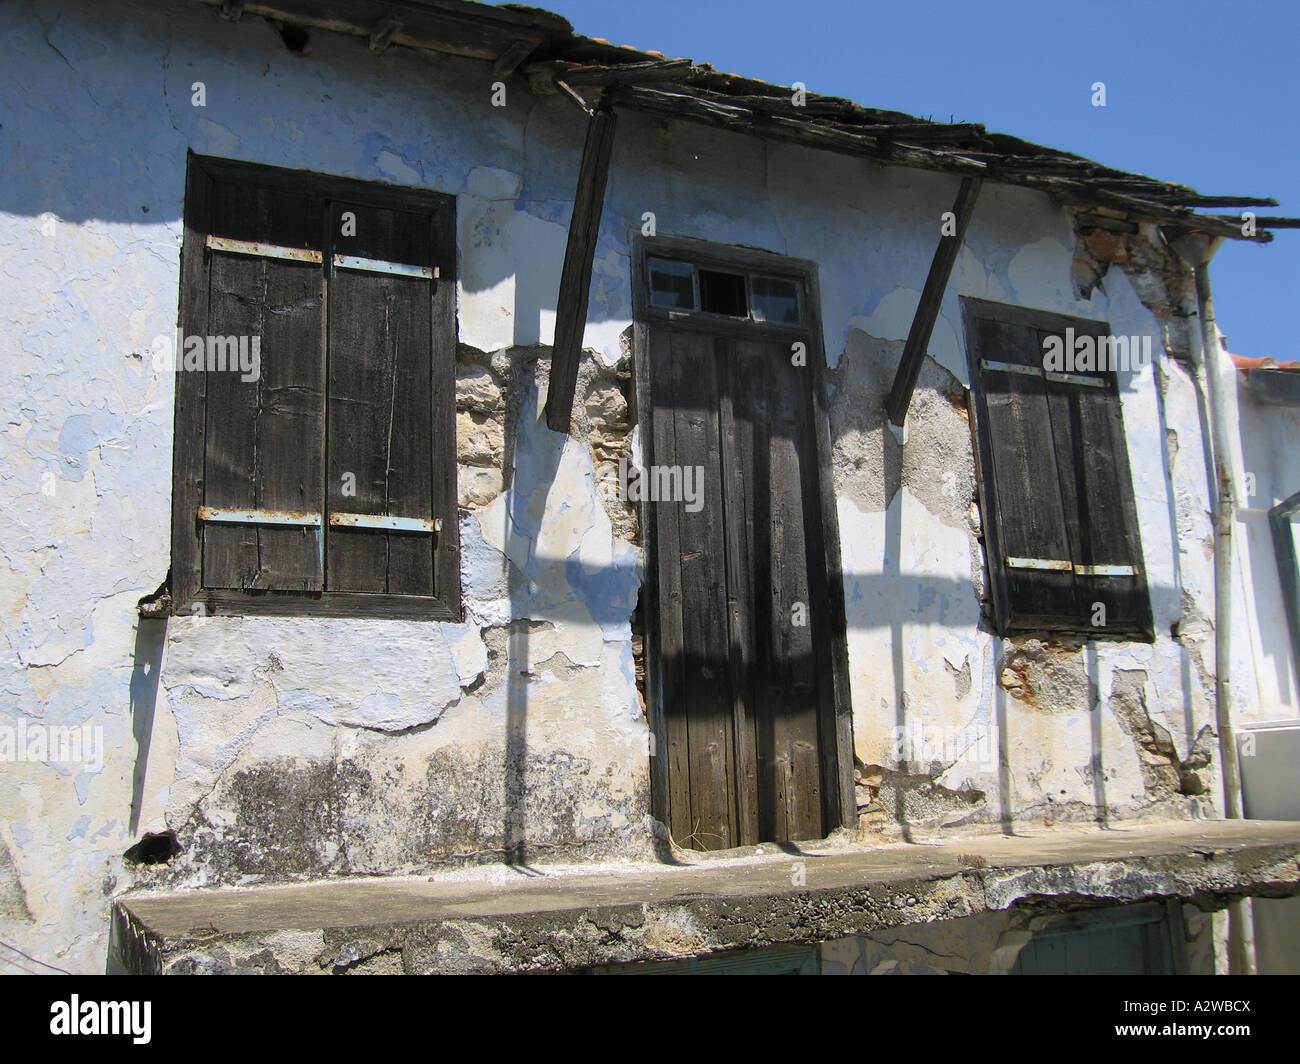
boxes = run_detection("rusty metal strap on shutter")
[198,506,321,526]
[1074,563,1138,577]
[332,254,438,280]
[205,235,322,264]
[329,512,441,533]
[1006,556,1072,571]
[205,238,438,280]
[980,360,1107,389]
[198,507,325,574]
[980,359,1041,378]
[1006,556,1137,577]
[1045,370,1107,388]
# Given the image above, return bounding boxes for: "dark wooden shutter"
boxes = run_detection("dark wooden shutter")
[971,316,1079,628]
[1039,323,1151,634]
[325,200,437,596]
[202,181,325,591]
[966,302,1152,637]
[175,156,460,618]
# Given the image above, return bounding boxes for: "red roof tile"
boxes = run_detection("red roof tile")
[1230,353,1300,375]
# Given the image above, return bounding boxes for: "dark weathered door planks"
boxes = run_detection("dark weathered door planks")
[645,326,694,842]
[636,238,849,848]
[682,334,737,849]
[717,344,761,844]
[738,335,826,843]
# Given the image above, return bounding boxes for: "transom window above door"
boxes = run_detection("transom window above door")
[647,255,804,326]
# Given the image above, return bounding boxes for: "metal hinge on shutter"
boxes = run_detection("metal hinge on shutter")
[1073,563,1138,577]
[1006,556,1137,577]
[980,359,1107,388]
[1006,556,1072,571]
[980,359,1041,378]
[205,237,440,280]
[198,506,321,526]
[332,254,438,280]
[206,235,323,263]
[198,506,325,574]
[329,513,442,533]
[1045,371,1106,388]
[197,507,442,582]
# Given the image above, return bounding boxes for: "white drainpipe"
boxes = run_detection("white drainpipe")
[1172,230,1256,973]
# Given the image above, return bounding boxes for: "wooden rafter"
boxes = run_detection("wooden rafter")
[544,99,618,433]
[192,0,1287,241]
[886,176,983,427]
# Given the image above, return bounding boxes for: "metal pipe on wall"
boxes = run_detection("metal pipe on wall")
[1173,230,1257,974]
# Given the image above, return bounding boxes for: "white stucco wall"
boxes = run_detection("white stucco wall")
[0,0,1241,973]
[1225,368,1300,720]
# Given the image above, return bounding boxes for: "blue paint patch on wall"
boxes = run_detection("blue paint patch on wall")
[56,413,106,482]
[564,541,639,642]
[361,132,426,185]
[616,639,637,687]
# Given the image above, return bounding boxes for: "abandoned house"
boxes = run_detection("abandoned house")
[3,0,1300,977]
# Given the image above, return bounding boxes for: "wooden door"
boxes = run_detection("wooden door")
[647,323,839,849]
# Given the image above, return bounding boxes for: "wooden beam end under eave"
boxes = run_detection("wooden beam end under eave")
[885,175,983,427]
[544,104,618,435]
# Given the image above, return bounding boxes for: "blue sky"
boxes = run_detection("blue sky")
[543,0,1299,359]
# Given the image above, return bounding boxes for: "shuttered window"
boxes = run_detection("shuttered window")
[171,155,459,619]
[962,298,1152,638]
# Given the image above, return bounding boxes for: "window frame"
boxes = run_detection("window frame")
[642,238,808,337]
[961,296,1154,640]
[171,153,460,621]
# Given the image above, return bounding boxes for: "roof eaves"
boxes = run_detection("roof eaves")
[203,1,1296,241]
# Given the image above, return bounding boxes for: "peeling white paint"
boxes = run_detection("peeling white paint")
[0,0,1289,977]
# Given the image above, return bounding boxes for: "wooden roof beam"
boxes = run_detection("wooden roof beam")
[544,100,618,433]
[886,176,983,427]
[195,0,569,62]
[1168,195,1279,208]
[492,39,536,79]
[559,58,702,85]
[612,85,989,179]
[1203,215,1300,228]
[1016,175,1275,243]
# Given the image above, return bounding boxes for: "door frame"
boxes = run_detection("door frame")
[630,232,856,842]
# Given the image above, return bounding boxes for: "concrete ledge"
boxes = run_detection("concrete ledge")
[112,820,1300,973]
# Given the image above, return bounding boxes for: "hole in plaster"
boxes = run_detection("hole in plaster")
[277,22,310,53]
[123,830,181,865]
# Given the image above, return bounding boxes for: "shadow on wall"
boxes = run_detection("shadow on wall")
[502,365,566,874]
[1,0,606,317]
[128,617,166,838]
